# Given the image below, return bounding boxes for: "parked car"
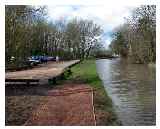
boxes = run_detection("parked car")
[28,55,56,65]
[28,56,41,65]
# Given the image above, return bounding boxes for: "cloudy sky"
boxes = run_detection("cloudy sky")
[47,5,137,48]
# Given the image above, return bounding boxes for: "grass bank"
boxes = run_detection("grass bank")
[67,60,120,125]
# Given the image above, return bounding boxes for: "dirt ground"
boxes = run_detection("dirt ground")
[24,84,96,126]
[5,96,50,125]
[6,84,96,126]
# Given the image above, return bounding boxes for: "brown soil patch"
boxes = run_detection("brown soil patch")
[24,84,96,126]
[5,96,50,125]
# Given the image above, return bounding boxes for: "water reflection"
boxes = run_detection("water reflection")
[96,58,156,125]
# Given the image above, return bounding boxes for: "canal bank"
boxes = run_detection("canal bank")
[66,60,120,125]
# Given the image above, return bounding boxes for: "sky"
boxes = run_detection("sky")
[47,5,138,49]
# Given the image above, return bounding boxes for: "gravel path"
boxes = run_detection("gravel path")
[6,60,80,80]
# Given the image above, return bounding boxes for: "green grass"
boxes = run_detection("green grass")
[67,60,120,125]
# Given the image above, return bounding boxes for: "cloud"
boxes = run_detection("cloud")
[47,5,137,48]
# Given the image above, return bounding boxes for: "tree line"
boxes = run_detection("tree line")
[109,5,156,63]
[6,5,103,67]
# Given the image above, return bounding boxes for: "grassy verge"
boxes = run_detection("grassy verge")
[67,59,119,125]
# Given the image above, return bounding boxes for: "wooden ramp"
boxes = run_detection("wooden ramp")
[24,84,96,126]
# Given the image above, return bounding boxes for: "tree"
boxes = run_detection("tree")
[5,5,47,67]
[6,5,103,69]
[110,5,156,63]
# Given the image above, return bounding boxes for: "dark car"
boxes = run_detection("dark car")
[28,55,56,65]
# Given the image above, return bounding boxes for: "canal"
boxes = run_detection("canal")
[96,58,156,125]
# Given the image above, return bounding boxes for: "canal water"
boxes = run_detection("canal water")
[96,58,156,126]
